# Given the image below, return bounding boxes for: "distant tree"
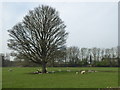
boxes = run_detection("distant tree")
[96,48,100,61]
[91,47,97,61]
[0,54,2,67]
[8,5,68,73]
[0,53,5,67]
[101,49,105,60]
[118,46,120,58]
[111,47,118,58]
[105,48,111,58]
[0,53,12,67]
[66,46,80,66]
[89,55,92,65]
[80,48,87,61]
[87,49,93,65]
[50,47,66,67]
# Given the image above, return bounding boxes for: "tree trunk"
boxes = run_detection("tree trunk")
[42,62,47,73]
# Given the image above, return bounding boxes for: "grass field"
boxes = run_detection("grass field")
[2,67,119,88]
[0,67,2,89]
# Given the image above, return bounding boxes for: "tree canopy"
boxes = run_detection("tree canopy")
[8,5,68,73]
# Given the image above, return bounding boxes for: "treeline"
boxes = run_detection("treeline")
[1,46,119,67]
[0,53,39,67]
[53,46,119,67]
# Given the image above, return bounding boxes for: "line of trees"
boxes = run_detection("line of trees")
[1,46,119,67]
[0,53,39,67]
[60,46,118,67]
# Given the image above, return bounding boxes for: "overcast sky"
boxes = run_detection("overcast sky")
[0,2,118,53]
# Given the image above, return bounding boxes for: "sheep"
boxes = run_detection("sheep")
[88,70,98,73]
[95,71,98,72]
[81,70,86,74]
[88,70,94,73]
[67,70,71,72]
[36,69,41,73]
[107,87,111,88]
[33,69,42,74]
[52,71,55,73]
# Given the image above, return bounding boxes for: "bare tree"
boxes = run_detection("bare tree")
[91,47,96,61]
[101,49,105,60]
[8,5,68,73]
[80,48,87,61]
[51,47,66,66]
[96,48,101,61]
[87,49,92,64]
[111,47,118,58]
[66,46,80,65]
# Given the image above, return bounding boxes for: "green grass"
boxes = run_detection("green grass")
[2,67,119,88]
[0,67,2,89]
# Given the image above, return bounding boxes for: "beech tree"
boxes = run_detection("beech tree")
[8,5,68,73]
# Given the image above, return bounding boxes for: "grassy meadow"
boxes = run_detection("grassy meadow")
[2,67,119,88]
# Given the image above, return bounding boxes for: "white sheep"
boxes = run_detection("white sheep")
[95,71,98,72]
[81,70,85,74]
[52,71,55,73]
[88,70,94,73]
[67,70,71,72]
[107,87,111,88]
[88,70,98,73]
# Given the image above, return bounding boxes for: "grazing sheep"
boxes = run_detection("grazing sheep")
[76,72,79,74]
[107,87,111,88]
[88,70,94,73]
[81,70,85,74]
[67,70,71,72]
[36,69,40,72]
[34,72,37,74]
[88,70,98,73]
[95,71,98,72]
[52,71,55,73]
[36,69,41,73]
[33,69,41,74]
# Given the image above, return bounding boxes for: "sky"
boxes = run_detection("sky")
[0,1,118,54]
